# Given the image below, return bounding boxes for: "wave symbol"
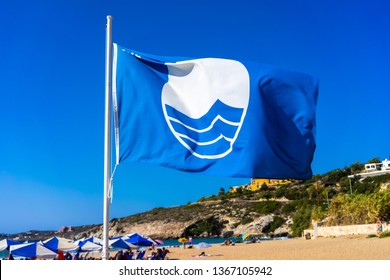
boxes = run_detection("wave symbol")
[165,100,244,159]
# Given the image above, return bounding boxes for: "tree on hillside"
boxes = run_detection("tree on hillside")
[292,202,314,237]
[368,157,381,163]
[349,161,364,174]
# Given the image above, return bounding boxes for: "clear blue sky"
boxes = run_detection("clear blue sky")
[1,0,389,234]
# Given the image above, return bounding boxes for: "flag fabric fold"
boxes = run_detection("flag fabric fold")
[112,43,318,179]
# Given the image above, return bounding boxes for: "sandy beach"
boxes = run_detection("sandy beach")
[163,236,390,260]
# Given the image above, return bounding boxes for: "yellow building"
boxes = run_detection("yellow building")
[230,178,291,193]
[249,178,291,191]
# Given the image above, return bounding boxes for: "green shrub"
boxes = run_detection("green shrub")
[262,216,286,233]
[281,201,300,214]
[291,203,314,237]
[184,203,202,210]
[182,216,225,237]
[285,187,309,200]
[379,231,390,238]
[255,201,282,214]
[240,216,254,225]
[274,186,287,198]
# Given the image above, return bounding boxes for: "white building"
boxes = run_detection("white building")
[350,158,390,179]
[382,159,390,170]
[364,163,380,172]
[364,159,390,172]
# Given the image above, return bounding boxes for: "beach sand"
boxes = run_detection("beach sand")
[163,236,390,260]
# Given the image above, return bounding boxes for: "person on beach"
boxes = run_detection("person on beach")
[155,248,163,259]
[73,252,80,260]
[149,251,157,259]
[114,250,123,260]
[65,252,72,260]
[377,219,383,234]
[222,239,234,246]
[57,250,65,260]
[125,249,133,260]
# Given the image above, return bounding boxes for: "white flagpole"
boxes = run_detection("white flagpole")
[102,15,113,260]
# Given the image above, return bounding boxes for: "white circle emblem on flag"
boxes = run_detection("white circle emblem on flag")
[161,58,250,159]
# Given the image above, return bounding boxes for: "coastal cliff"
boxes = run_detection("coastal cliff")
[83,200,292,240]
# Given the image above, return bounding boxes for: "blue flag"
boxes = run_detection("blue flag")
[112,44,318,179]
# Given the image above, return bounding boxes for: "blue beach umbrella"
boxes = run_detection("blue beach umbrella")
[109,238,138,250]
[83,236,103,245]
[242,233,251,241]
[124,233,154,246]
[10,242,58,259]
[74,240,102,252]
[43,236,79,252]
[0,239,21,251]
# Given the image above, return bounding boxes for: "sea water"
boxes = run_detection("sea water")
[0,250,8,259]
[159,236,282,247]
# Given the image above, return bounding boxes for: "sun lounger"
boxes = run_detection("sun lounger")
[134,251,145,260]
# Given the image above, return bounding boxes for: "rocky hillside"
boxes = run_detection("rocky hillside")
[1,198,294,242]
[86,199,293,240]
